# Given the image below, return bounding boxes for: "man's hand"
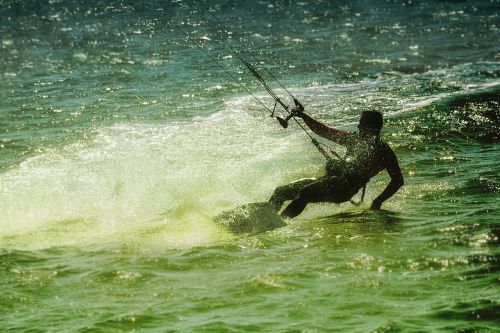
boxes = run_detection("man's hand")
[290,106,304,118]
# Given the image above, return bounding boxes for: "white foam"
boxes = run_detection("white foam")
[0,99,317,250]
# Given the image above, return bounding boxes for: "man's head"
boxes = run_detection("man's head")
[358,111,383,137]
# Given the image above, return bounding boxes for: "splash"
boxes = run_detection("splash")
[0,99,308,250]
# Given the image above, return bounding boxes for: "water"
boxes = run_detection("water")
[1,0,499,332]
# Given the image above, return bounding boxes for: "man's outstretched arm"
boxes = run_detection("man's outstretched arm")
[291,108,352,145]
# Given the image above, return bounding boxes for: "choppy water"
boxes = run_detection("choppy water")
[1,1,499,332]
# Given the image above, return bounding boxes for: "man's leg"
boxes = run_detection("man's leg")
[281,176,341,218]
[268,178,316,211]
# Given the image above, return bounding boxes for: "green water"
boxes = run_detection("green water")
[1,1,499,332]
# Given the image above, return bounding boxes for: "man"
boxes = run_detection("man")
[269,108,404,218]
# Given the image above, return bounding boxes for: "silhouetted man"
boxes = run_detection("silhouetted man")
[269,109,404,218]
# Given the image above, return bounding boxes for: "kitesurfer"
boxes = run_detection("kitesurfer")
[269,109,404,218]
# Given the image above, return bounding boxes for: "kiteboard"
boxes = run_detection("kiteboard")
[213,202,287,235]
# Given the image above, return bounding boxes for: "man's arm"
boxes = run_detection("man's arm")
[371,150,404,210]
[291,108,352,145]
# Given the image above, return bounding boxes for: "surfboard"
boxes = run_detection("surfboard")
[213,202,287,235]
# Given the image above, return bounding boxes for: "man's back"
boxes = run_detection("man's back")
[343,137,400,187]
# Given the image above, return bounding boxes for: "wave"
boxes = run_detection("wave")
[432,298,500,323]
[461,176,500,194]
[406,84,500,144]
[439,86,500,143]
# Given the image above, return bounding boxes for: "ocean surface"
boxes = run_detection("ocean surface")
[1,0,499,332]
